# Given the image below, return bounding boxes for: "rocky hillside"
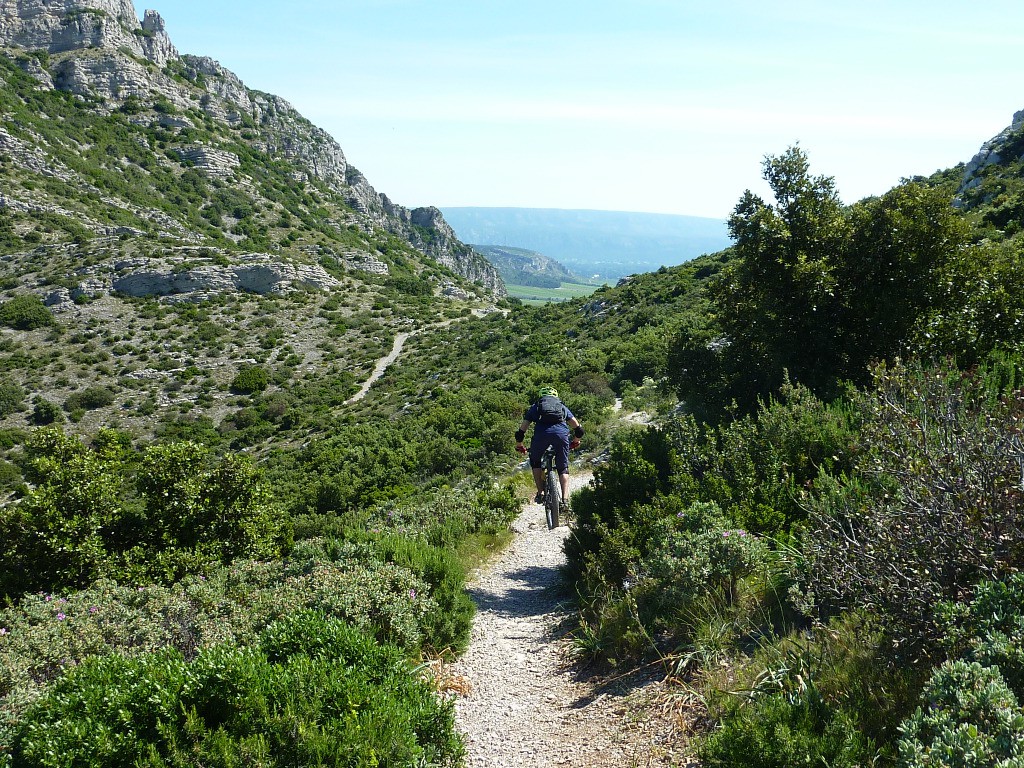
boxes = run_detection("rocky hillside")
[0,0,502,297]
[0,0,506,450]
[948,108,1024,243]
[470,244,588,289]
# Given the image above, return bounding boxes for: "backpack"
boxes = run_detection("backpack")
[536,395,565,425]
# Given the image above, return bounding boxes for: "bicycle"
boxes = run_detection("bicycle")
[540,444,561,530]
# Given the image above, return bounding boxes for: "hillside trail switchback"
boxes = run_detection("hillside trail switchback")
[446,471,696,767]
[344,310,504,405]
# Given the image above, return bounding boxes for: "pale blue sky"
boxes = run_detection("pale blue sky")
[133,1,1024,218]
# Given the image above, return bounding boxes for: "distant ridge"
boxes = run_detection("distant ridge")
[441,207,731,280]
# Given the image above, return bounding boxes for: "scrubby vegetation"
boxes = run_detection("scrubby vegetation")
[1,17,1024,762]
[564,147,1024,767]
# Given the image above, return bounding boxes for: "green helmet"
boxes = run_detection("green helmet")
[538,386,559,398]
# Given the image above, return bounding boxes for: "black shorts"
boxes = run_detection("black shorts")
[529,428,570,472]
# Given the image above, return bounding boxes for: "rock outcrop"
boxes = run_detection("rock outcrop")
[0,0,177,65]
[958,109,1024,199]
[111,257,341,300]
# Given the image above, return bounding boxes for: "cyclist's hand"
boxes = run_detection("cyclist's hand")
[570,439,581,450]
[515,443,527,454]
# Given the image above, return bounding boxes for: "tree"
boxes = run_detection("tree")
[674,147,848,415]
[671,148,972,419]
[838,182,970,373]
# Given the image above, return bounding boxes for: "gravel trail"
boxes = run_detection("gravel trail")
[344,331,411,404]
[449,473,694,767]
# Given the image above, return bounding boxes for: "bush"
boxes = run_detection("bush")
[5,613,464,768]
[0,542,467,737]
[63,385,115,412]
[897,660,1024,768]
[700,692,871,768]
[644,501,770,627]
[940,575,1024,697]
[373,535,475,655]
[0,294,55,331]
[0,429,286,597]
[230,365,269,394]
[805,358,1024,656]
[0,381,24,417]
[29,398,62,425]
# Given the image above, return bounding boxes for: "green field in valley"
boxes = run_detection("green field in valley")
[506,281,602,304]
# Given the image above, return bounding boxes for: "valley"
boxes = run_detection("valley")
[0,2,1023,767]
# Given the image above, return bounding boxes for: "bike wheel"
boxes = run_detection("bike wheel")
[545,468,561,529]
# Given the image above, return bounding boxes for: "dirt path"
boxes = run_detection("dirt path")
[343,331,411,405]
[343,311,490,406]
[448,472,694,767]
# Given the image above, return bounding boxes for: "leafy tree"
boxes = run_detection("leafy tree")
[839,182,971,373]
[719,146,848,397]
[672,148,971,418]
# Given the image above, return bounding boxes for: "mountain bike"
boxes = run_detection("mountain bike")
[541,444,561,530]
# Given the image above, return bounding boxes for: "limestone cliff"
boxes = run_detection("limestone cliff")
[0,0,505,298]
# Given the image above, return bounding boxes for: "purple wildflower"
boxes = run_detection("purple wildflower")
[57,613,66,621]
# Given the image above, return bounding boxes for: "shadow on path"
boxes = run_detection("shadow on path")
[467,564,574,621]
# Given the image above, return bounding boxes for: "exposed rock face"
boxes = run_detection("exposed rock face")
[111,257,342,299]
[0,0,177,65]
[0,0,506,297]
[958,109,1024,199]
[173,145,240,178]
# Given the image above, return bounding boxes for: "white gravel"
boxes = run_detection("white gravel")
[448,473,696,767]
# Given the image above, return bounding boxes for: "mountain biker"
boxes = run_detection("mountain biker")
[515,386,584,513]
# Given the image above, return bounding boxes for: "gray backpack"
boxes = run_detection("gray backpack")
[537,395,565,425]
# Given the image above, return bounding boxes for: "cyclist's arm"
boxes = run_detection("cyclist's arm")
[515,419,530,450]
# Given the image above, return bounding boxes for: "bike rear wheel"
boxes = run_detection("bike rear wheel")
[545,467,561,529]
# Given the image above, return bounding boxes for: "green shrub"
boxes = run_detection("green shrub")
[0,381,24,417]
[897,660,1024,768]
[0,429,286,597]
[229,365,269,394]
[644,501,769,628]
[700,687,873,768]
[0,294,55,331]
[0,546,460,738]
[5,613,464,768]
[29,398,62,425]
[940,575,1024,697]
[374,535,475,655]
[63,385,115,412]
[288,536,473,655]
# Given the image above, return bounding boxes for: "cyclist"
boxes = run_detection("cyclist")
[515,386,584,513]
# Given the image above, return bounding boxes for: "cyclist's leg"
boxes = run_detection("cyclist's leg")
[528,436,546,499]
[554,432,571,507]
[531,466,545,497]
